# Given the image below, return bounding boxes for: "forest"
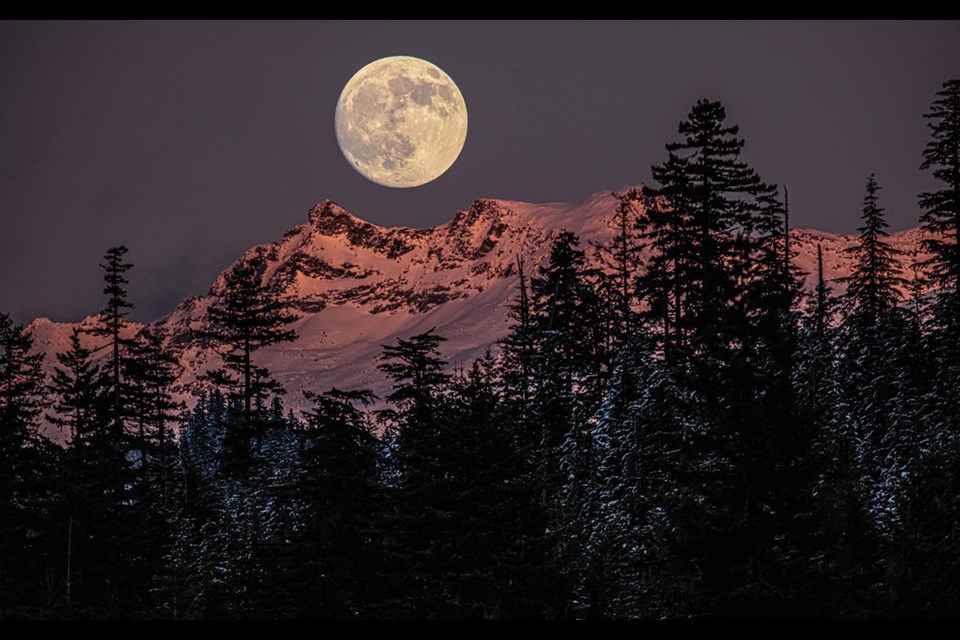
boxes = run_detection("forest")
[0,79,958,619]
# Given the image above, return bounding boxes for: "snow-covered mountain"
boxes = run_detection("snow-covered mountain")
[28,188,933,430]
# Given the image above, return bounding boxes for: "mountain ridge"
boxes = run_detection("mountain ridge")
[27,188,933,437]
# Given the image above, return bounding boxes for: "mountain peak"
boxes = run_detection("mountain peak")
[449,199,511,229]
[307,199,373,233]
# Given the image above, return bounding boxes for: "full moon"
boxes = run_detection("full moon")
[335,56,468,188]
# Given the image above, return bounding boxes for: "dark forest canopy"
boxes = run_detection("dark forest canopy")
[1,80,959,619]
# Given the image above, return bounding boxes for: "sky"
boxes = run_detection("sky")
[1,20,958,324]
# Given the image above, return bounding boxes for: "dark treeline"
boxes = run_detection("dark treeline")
[1,80,959,619]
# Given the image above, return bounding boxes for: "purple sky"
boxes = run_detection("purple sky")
[1,20,958,323]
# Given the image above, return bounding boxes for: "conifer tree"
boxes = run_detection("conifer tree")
[523,232,607,614]
[637,99,787,614]
[118,327,182,615]
[883,80,960,614]
[599,191,643,350]
[375,330,455,617]
[835,175,908,529]
[57,357,130,613]
[0,315,52,610]
[840,175,904,321]
[447,356,552,618]
[500,255,552,500]
[48,329,102,445]
[918,79,960,309]
[89,246,134,435]
[284,387,381,618]
[124,327,180,477]
[640,99,778,365]
[529,231,605,457]
[0,314,46,452]
[201,260,298,467]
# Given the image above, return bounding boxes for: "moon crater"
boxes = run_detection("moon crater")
[335,56,468,188]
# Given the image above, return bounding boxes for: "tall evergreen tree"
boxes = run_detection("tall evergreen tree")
[284,387,381,618]
[599,191,643,351]
[201,260,298,468]
[528,231,605,461]
[88,246,134,435]
[500,255,537,418]
[0,315,46,454]
[124,327,180,477]
[640,99,778,365]
[54,345,130,614]
[836,174,907,532]
[918,79,960,307]
[886,78,960,617]
[524,232,607,615]
[840,174,904,321]
[47,330,101,446]
[375,330,454,617]
[447,356,554,618]
[0,315,54,612]
[636,99,789,615]
[119,327,182,615]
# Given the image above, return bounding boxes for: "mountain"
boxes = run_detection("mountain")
[28,188,933,433]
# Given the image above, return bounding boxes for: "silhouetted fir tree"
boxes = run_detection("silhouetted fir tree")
[914,83,960,600]
[163,392,231,619]
[840,175,904,321]
[117,327,182,616]
[201,260,298,471]
[88,246,134,437]
[57,359,131,615]
[880,78,960,617]
[738,187,815,613]
[815,244,829,338]
[42,329,108,615]
[523,231,607,615]
[0,315,45,452]
[917,78,960,538]
[498,266,569,618]
[47,329,101,446]
[635,156,695,358]
[596,191,643,352]
[444,355,553,618]
[375,330,457,618]
[0,315,59,614]
[378,330,449,419]
[637,98,791,615]
[835,175,906,530]
[124,327,181,482]
[280,387,381,619]
[640,100,777,362]
[528,231,605,472]
[500,255,541,448]
[792,251,877,616]
[918,79,960,315]
[45,249,146,617]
